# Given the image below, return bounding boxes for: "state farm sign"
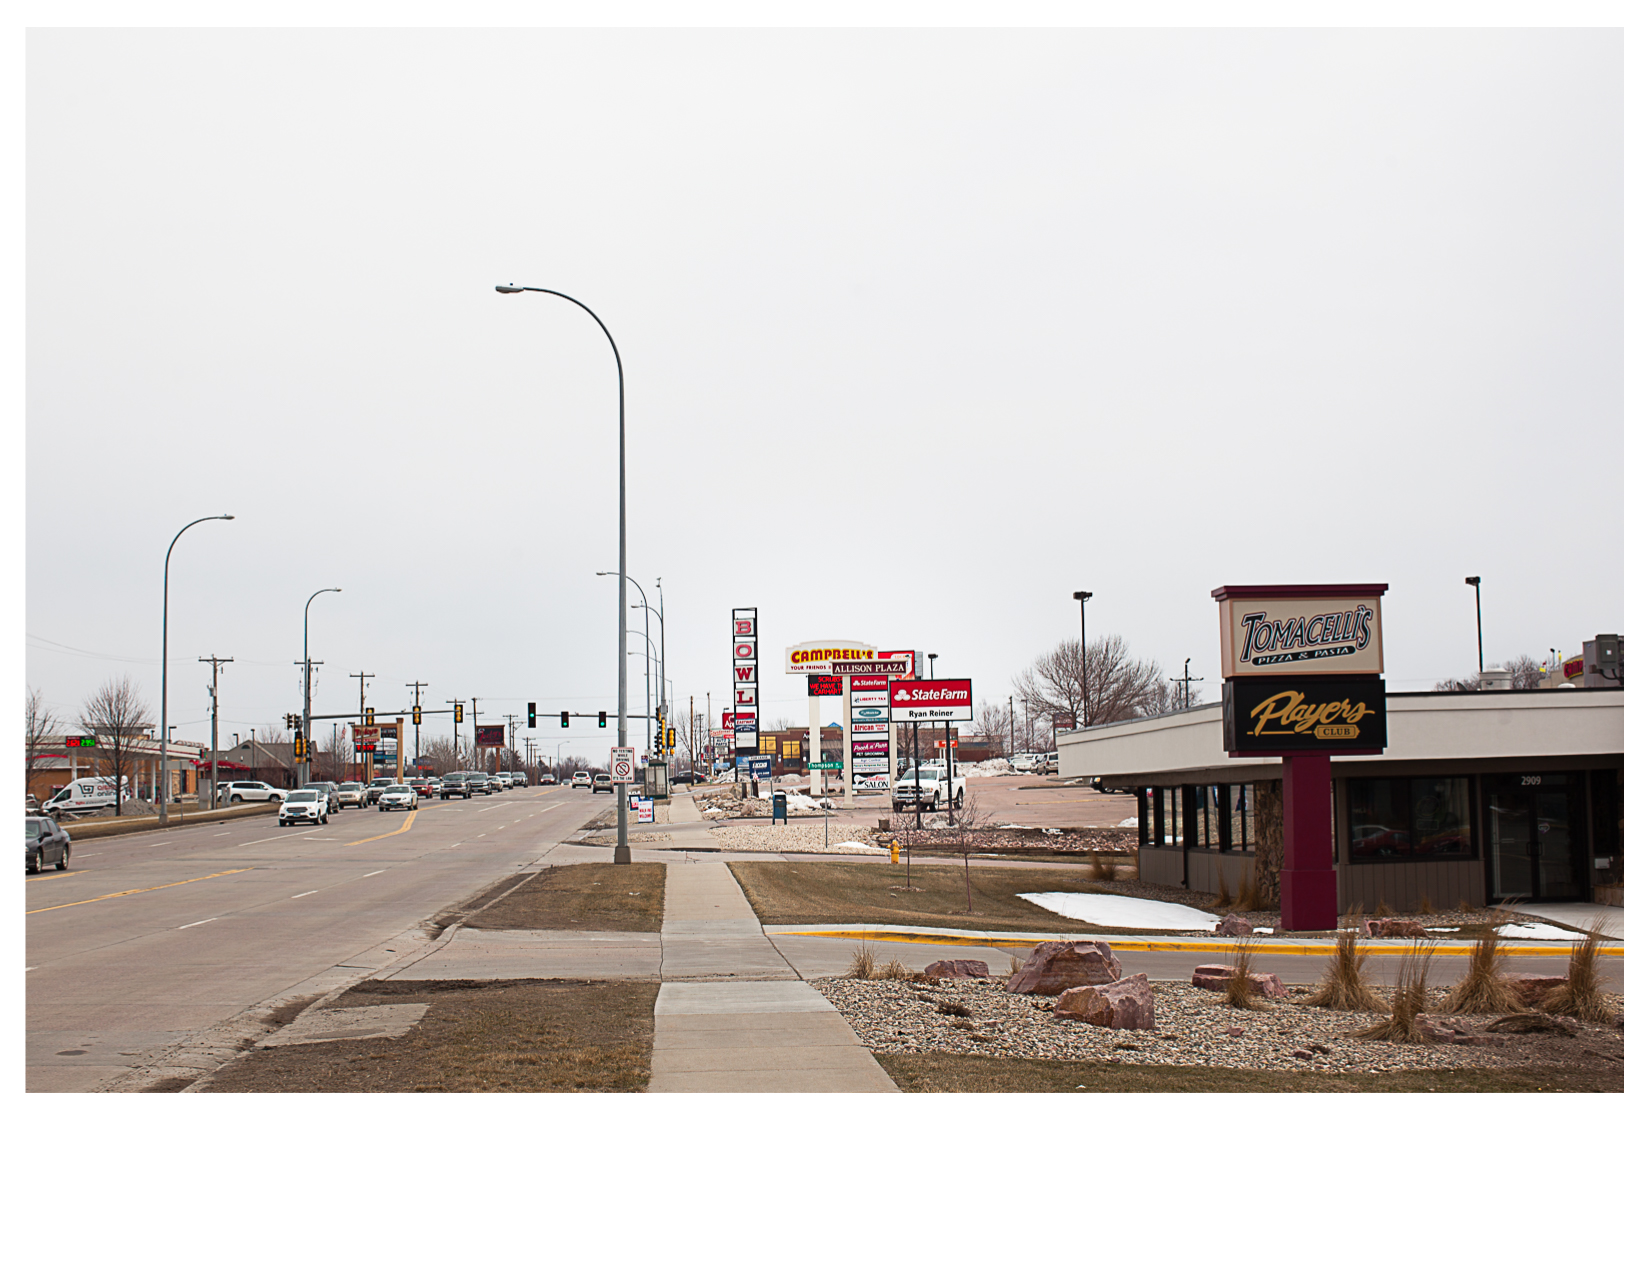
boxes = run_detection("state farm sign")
[889,679,973,723]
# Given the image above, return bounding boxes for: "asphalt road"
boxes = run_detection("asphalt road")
[26,785,602,1092]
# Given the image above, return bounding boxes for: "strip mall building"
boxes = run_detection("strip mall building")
[1057,687,1624,911]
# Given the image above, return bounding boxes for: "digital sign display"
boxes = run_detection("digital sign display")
[65,736,96,748]
[475,725,505,748]
[807,674,843,698]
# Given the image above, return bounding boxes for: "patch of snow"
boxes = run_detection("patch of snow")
[1018,892,1226,932]
[1253,927,1275,935]
[1042,827,1064,836]
[1116,816,1139,828]
[1426,927,1460,933]
[1496,922,1586,942]
[830,840,879,851]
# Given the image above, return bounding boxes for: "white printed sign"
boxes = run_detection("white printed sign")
[610,746,636,783]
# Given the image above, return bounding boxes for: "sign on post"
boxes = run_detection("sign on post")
[890,679,974,722]
[610,746,636,784]
[637,797,655,824]
[1222,676,1388,755]
[1213,585,1386,677]
[733,608,760,755]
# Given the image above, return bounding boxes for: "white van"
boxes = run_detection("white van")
[42,776,131,817]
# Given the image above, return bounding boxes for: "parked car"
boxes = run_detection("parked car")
[290,784,340,814]
[222,780,287,804]
[278,789,329,827]
[336,782,370,808]
[891,765,965,813]
[26,815,72,873]
[592,772,614,794]
[464,773,491,797]
[410,775,437,798]
[671,771,710,785]
[440,773,470,800]
[1009,753,1043,774]
[378,784,418,812]
[365,777,396,805]
[26,794,40,814]
[571,771,592,789]
[43,776,132,817]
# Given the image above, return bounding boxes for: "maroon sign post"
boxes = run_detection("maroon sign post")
[1214,584,1389,932]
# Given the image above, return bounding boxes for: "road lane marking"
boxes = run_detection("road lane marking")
[363,870,385,877]
[345,811,419,847]
[178,917,219,929]
[26,868,255,915]
[149,841,172,847]
[237,831,312,847]
[291,890,318,898]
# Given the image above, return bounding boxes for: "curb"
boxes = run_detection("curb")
[62,802,274,840]
[764,926,1625,958]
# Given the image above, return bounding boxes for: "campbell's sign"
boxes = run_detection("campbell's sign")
[1214,584,1386,678]
[1223,676,1388,755]
[786,640,874,675]
[890,679,974,723]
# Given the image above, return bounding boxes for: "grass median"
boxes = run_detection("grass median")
[440,862,667,932]
[728,860,1108,933]
[875,1054,1624,1093]
[203,978,658,1093]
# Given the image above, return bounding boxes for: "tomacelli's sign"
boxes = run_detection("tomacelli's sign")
[1213,584,1387,678]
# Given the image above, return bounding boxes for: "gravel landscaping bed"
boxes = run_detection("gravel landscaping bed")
[812,975,1625,1075]
[713,823,881,854]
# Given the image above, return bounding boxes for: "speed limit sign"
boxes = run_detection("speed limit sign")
[610,746,636,784]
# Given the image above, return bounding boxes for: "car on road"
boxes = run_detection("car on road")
[378,784,418,812]
[26,815,72,873]
[591,772,614,794]
[571,771,591,789]
[486,774,505,793]
[891,764,965,813]
[44,775,132,817]
[512,772,528,788]
[410,775,437,798]
[365,777,396,805]
[290,783,341,813]
[336,782,370,808]
[278,789,329,827]
[440,773,470,800]
[464,773,492,797]
[223,780,287,804]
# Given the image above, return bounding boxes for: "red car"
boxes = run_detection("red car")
[410,775,437,799]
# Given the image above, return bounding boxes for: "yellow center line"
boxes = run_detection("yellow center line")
[346,810,419,847]
[26,868,254,915]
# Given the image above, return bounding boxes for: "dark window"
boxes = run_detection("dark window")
[1348,777,1472,860]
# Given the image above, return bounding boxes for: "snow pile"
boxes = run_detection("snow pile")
[831,840,880,852]
[957,758,1013,778]
[1496,922,1586,942]
[1018,892,1226,932]
[1116,816,1139,828]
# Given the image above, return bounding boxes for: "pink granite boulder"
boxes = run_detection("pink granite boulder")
[1191,964,1288,998]
[1362,918,1429,938]
[1214,915,1254,936]
[925,959,991,979]
[1005,940,1123,996]
[1053,973,1156,1030]
[1508,975,1568,1007]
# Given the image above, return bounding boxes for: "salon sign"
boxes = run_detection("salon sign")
[1213,584,1387,678]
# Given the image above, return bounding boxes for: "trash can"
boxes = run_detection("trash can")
[772,792,787,825]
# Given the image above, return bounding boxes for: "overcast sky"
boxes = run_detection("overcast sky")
[24,26,1623,758]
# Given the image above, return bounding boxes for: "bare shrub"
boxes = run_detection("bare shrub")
[1088,850,1116,882]
[1224,938,1267,1012]
[1439,916,1523,1015]
[1007,953,1024,977]
[1538,921,1611,1022]
[846,945,876,979]
[1302,930,1389,1012]
[1213,871,1234,910]
[1373,899,1395,918]
[1353,942,1438,1043]
[875,957,912,981]
[1233,868,1265,913]
[1416,893,1436,916]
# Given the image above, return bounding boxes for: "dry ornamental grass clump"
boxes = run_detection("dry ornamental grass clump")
[1373,899,1395,918]
[1088,850,1117,882]
[1232,869,1265,914]
[1439,916,1523,1015]
[876,957,912,981]
[1353,941,1438,1043]
[1224,938,1268,1012]
[1302,930,1389,1012]
[1213,873,1235,910]
[847,945,877,980]
[1538,921,1612,1022]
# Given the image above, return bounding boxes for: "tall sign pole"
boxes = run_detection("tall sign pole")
[200,655,233,810]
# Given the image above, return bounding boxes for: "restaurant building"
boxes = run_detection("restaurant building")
[1057,687,1624,911]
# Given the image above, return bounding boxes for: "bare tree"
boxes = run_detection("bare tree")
[1012,635,1163,731]
[1506,655,1543,690]
[973,701,1011,757]
[26,687,62,803]
[79,676,152,815]
[1433,674,1480,692]
[768,716,795,731]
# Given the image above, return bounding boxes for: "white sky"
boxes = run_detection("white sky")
[22,22,1625,758]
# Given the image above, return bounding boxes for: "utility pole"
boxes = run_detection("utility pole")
[295,659,324,786]
[504,713,521,767]
[199,655,233,810]
[1009,694,1015,756]
[351,671,375,782]
[406,679,427,761]
[471,697,480,768]
[1176,659,1204,712]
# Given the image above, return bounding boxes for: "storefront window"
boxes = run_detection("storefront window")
[1348,777,1472,860]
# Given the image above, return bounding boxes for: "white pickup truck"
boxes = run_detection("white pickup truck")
[891,764,965,812]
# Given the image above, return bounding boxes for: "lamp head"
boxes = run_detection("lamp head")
[496,284,525,294]
[221,514,235,521]
[1465,576,1481,586]
[1073,590,1092,602]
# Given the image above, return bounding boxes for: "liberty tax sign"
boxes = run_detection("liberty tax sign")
[889,679,973,723]
[1213,584,1387,678]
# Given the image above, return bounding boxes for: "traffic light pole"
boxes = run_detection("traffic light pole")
[407,680,427,763]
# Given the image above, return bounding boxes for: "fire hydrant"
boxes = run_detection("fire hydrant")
[889,839,900,865]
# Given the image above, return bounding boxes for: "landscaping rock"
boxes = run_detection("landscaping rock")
[1214,915,1254,936]
[1486,1012,1579,1037]
[1416,1016,1493,1046]
[1052,973,1155,1030]
[1508,975,1568,1007]
[1005,940,1123,996]
[1362,918,1429,938]
[1190,964,1288,998]
[925,959,991,980]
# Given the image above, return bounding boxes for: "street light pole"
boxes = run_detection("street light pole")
[302,588,342,786]
[499,283,629,862]
[1464,576,1484,676]
[1073,591,1092,727]
[159,514,234,825]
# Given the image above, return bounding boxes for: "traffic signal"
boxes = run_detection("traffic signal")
[598,711,607,728]
[657,705,666,725]
[413,705,422,726]
[561,710,570,729]
[455,703,463,724]
[293,734,307,761]
[668,727,677,751]
[527,702,536,728]
[365,707,375,726]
